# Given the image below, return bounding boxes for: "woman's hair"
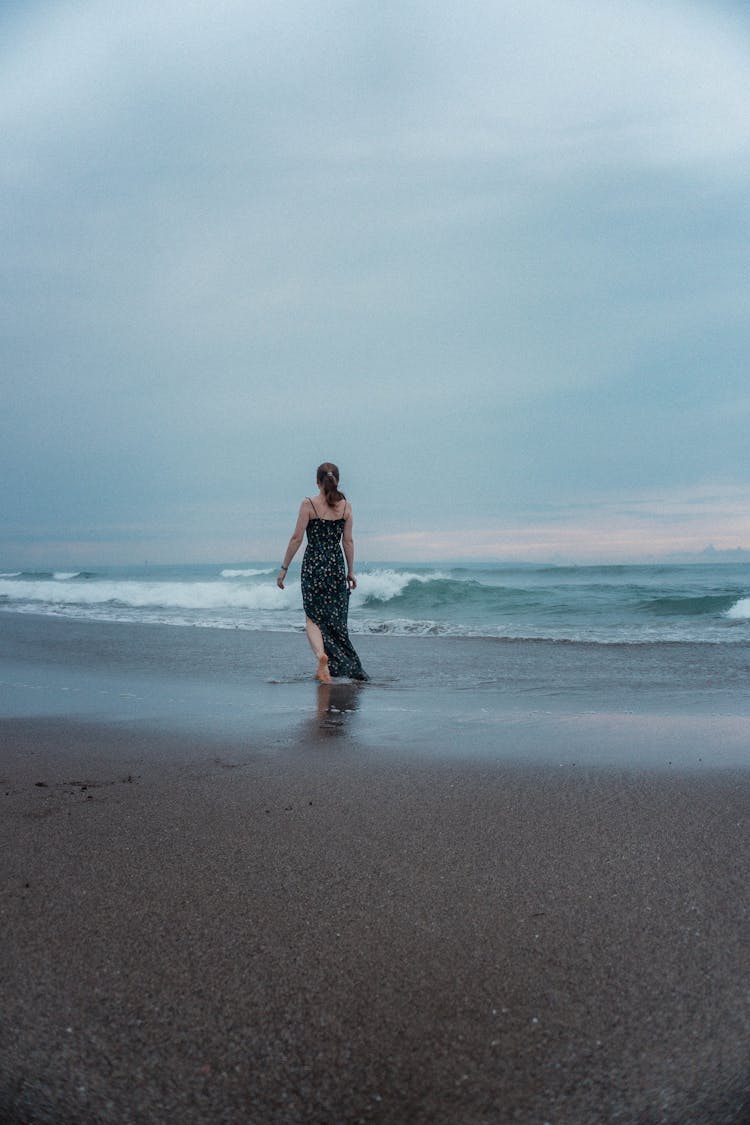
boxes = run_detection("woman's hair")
[317,462,345,508]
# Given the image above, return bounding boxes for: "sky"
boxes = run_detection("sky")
[2,0,750,565]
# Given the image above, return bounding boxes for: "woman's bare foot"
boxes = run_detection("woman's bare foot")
[316,653,332,683]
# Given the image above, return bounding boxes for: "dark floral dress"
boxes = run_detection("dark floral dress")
[301,502,368,680]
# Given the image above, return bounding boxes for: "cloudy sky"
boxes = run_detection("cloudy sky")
[3,0,750,565]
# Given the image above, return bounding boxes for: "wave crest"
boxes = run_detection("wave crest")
[644,593,739,616]
[0,577,293,612]
[220,568,274,578]
[353,569,450,606]
[725,597,750,620]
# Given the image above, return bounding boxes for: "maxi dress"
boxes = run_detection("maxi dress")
[301,501,368,681]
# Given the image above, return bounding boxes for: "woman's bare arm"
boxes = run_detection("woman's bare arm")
[277,501,310,589]
[342,503,357,589]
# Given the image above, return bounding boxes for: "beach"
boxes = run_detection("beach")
[2,614,750,1122]
[6,0,750,1115]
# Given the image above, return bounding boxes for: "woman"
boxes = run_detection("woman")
[277,462,368,683]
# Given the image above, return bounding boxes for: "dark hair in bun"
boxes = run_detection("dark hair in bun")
[317,462,345,508]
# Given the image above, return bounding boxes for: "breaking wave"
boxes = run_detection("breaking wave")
[1,563,748,642]
[221,568,274,578]
[726,597,750,620]
[0,576,289,612]
[355,569,450,605]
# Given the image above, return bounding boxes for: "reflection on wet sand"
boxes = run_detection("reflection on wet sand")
[310,682,363,739]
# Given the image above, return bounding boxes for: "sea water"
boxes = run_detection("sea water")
[2,564,750,765]
[1,562,749,645]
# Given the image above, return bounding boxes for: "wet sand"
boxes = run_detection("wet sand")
[2,713,749,1124]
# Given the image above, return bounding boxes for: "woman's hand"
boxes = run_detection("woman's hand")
[277,568,287,589]
[347,573,357,590]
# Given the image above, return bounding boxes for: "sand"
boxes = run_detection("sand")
[1,714,749,1124]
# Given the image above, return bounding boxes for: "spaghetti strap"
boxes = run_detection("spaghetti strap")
[307,497,320,518]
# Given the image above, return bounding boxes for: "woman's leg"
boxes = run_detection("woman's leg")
[305,617,331,682]
[305,617,325,657]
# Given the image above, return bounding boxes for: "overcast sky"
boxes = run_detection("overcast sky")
[3,0,750,565]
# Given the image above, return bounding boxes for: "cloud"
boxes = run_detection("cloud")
[2,2,750,563]
[361,484,750,562]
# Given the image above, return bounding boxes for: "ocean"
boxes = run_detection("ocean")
[1,561,749,645]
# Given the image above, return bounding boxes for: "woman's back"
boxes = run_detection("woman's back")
[307,496,348,522]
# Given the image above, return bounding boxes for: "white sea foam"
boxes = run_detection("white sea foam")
[359,617,455,636]
[53,572,81,580]
[220,568,274,578]
[352,569,449,606]
[0,577,296,612]
[725,597,750,620]
[0,572,21,578]
[0,570,442,614]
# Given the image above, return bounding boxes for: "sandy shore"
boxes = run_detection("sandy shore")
[1,715,749,1124]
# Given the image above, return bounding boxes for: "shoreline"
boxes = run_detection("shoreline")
[2,611,750,770]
